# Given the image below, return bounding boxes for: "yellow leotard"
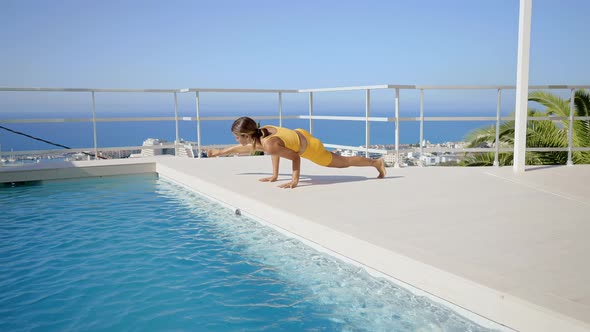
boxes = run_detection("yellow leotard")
[262,126,333,166]
[262,126,301,152]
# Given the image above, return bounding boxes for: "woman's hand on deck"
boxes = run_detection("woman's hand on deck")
[259,176,278,182]
[278,180,298,189]
[207,149,220,157]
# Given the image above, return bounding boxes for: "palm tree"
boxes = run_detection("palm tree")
[530,89,590,163]
[461,89,590,166]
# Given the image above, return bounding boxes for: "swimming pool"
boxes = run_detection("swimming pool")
[1,174,502,331]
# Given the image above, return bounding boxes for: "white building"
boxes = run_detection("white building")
[384,153,396,167]
[440,154,461,164]
[175,143,195,158]
[420,153,440,166]
[340,149,359,157]
[141,138,165,157]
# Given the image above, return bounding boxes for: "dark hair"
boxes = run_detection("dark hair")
[231,117,263,149]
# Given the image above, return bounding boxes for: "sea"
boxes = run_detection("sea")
[0,110,498,152]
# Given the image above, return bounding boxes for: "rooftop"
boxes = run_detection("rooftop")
[2,157,589,332]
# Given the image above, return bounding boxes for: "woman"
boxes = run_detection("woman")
[207,117,386,188]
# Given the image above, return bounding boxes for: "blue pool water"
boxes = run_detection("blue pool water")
[0,175,500,331]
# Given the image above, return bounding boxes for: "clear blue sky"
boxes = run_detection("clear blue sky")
[1,0,588,90]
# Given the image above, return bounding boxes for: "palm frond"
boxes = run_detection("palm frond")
[527,118,567,148]
[529,91,570,117]
[573,89,590,149]
[460,152,496,166]
[463,125,496,148]
[575,89,590,117]
[460,152,514,166]
[460,90,590,166]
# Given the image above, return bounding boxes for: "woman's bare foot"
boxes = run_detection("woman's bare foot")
[375,158,386,178]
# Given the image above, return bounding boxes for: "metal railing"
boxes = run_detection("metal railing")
[1,85,589,167]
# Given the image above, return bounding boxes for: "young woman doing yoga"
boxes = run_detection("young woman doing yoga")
[207,117,386,189]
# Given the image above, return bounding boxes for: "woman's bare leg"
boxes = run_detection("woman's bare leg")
[327,153,386,178]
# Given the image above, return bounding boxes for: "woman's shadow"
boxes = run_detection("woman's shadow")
[238,172,402,187]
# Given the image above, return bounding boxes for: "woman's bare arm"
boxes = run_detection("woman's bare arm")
[264,139,301,189]
[207,144,254,157]
[259,154,280,182]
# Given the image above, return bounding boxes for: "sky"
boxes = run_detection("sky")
[2,0,589,88]
[0,0,589,113]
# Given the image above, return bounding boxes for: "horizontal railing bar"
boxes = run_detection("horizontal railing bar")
[0,117,177,123]
[323,144,387,154]
[534,85,590,89]
[385,85,417,89]
[299,115,500,122]
[529,116,568,121]
[524,147,590,152]
[420,116,498,121]
[182,115,301,121]
[0,87,179,93]
[174,115,300,121]
[197,115,299,121]
[321,145,590,154]
[298,115,390,122]
[528,116,590,121]
[421,147,513,153]
[415,85,516,90]
[0,87,298,93]
[321,145,515,154]
[298,85,407,92]
[104,117,176,122]
[0,144,249,157]
[0,115,301,124]
[1,145,178,156]
[396,117,504,122]
[98,144,178,150]
[421,147,590,153]
[186,88,298,93]
[415,85,590,90]
[526,147,569,152]
[304,116,505,122]
[1,118,94,123]
[453,147,589,152]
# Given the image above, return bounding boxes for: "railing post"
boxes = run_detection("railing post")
[395,88,400,168]
[567,88,575,166]
[513,0,532,173]
[419,89,424,166]
[195,91,202,158]
[365,89,370,158]
[308,92,314,134]
[494,89,502,167]
[91,91,98,160]
[278,92,283,127]
[174,92,180,147]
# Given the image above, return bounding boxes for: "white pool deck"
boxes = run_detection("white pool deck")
[1,156,589,332]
